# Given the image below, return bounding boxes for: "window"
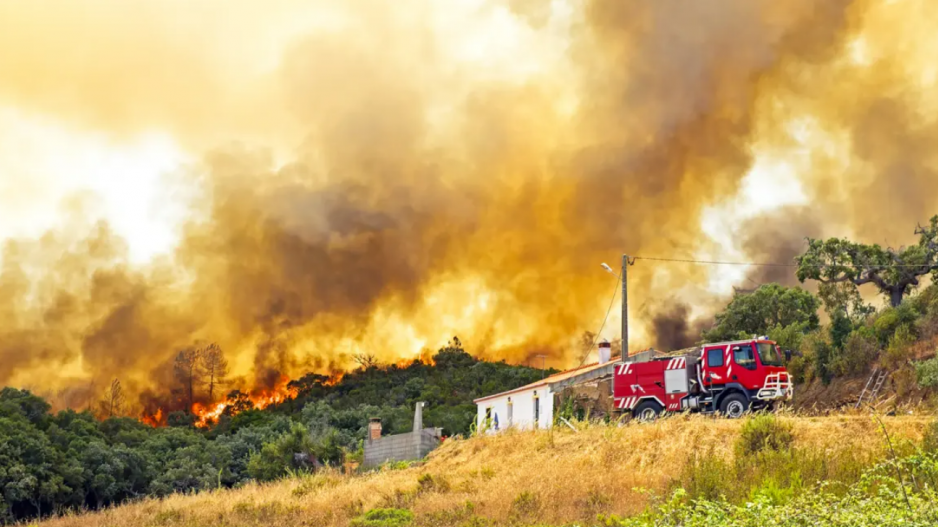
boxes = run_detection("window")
[707,348,724,367]
[757,343,783,366]
[733,345,757,370]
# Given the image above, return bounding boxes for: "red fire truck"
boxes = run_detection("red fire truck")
[613,337,792,419]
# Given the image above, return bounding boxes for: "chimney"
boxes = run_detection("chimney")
[413,401,425,433]
[368,418,382,441]
[598,340,611,364]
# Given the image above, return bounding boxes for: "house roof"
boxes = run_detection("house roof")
[472,360,617,404]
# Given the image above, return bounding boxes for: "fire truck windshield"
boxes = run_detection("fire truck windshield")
[757,343,783,366]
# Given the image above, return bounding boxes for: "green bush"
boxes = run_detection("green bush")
[350,508,414,527]
[679,449,734,501]
[736,415,794,457]
[883,324,916,370]
[785,355,808,384]
[914,356,938,389]
[873,304,920,346]
[801,332,834,384]
[831,330,880,377]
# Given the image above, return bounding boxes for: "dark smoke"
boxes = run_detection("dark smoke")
[651,304,711,351]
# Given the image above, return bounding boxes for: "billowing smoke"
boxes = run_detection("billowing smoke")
[2,0,938,412]
[651,304,710,352]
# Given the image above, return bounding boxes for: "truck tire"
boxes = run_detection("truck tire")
[719,393,750,419]
[633,400,663,421]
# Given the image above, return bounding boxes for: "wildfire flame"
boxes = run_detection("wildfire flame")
[191,376,299,428]
[138,376,301,428]
[141,408,164,427]
[324,372,344,386]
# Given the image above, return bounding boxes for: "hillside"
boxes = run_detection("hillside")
[37,415,933,527]
[0,342,554,524]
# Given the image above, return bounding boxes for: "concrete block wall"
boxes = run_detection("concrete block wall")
[363,430,440,467]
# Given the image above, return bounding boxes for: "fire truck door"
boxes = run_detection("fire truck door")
[730,344,761,389]
[702,346,729,385]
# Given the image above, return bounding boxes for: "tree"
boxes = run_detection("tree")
[796,215,938,307]
[199,344,229,402]
[433,336,477,370]
[173,347,203,411]
[246,423,317,481]
[353,353,379,369]
[98,379,125,419]
[702,284,820,343]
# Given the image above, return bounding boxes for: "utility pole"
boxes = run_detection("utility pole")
[621,254,629,362]
[535,354,547,378]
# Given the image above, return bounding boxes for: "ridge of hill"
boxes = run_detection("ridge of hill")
[0,341,553,524]
[37,414,932,527]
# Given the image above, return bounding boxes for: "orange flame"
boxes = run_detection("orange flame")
[324,371,344,386]
[191,375,299,428]
[141,408,164,427]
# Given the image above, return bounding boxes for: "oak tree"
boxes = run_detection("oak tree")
[796,215,938,307]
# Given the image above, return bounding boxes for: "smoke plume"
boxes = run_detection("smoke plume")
[2,0,938,411]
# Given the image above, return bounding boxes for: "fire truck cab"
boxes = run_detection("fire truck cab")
[613,337,792,419]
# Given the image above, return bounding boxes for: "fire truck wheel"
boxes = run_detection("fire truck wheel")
[719,393,750,419]
[633,400,663,421]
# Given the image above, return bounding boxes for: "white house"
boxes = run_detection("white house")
[473,359,617,433]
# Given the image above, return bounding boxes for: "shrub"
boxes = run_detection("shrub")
[416,473,451,494]
[786,356,808,385]
[748,475,800,506]
[679,450,734,501]
[873,304,919,346]
[923,421,938,453]
[831,330,879,377]
[914,356,938,389]
[883,324,916,370]
[801,332,834,383]
[350,508,414,527]
[510,491,541,520]
[736,415,794,457]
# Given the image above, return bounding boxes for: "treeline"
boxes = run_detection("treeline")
[699,215,938,392]
[0,339,548,523]
[704,281,938,389]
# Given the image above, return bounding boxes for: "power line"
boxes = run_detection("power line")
[632,256,938,268]
[633,256,796,267]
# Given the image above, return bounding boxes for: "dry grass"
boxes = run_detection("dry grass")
[37,414,931,527]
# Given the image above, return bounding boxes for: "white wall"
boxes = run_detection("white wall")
[476,386,554,433]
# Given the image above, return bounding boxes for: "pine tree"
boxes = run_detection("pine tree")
[200,343,229,401]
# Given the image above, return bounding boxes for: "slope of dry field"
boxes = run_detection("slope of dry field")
[38,415,931,527]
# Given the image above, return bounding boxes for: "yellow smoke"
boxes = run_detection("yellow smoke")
[1,0,938,411]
